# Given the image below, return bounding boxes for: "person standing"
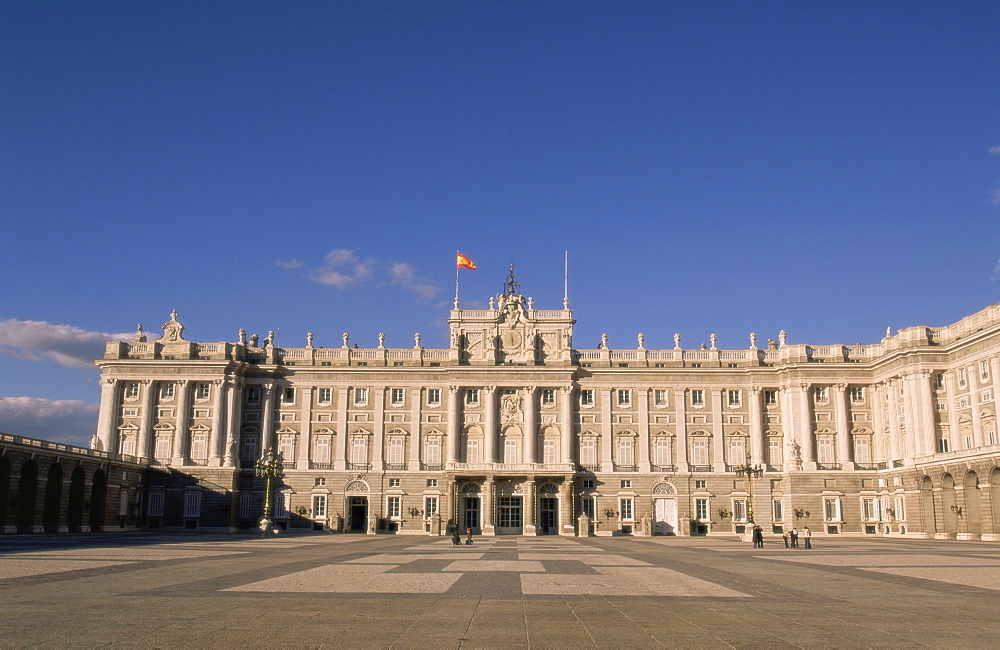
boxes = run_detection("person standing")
[790,527,799,548]
[803,526,812,549]
[465,526,474,545]
[782,530,790,548]
[752,524,764,548]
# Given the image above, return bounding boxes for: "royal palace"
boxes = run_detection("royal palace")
[5,270,1000,541]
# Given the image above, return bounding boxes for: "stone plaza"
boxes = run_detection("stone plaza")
[2,532,998,647]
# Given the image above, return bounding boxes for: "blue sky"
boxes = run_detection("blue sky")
[2,2,998,446]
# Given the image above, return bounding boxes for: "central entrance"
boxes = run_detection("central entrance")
[538,497,558,534]
[462,496,481,534]
[653,498,678,535]
[349,496,368,532]
[496,496,523,534]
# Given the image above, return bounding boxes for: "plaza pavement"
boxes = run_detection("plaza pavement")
[1,532,998,648]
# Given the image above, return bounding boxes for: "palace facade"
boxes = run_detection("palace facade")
[89,272,1000,540]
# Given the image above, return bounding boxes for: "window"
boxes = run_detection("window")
[772,499,784,522]
[854,437,871,465]
[824,497,842,521]
[542,389,556,405]
[580,390,595,407]
[933,373,945,390]
[691,439,709,466]
[424,438,441,466]
[160,383,174,400]
[850,386,865,402]
[195,383,210,400]
[350,438,368,465]
[728,437,746,465]
[391,388,405,405]
[427,388,441,405]
[620,498,634,521]
[617,438,634,467]
[281,387,295,404]
[465,439,479,464]
[393,361,404,367]
[764,390,778,406]
[241,435,259,464]
[727,390,741,407]
[190,433,208,463]
[388,438,404,465]
[620,480,632,488]
[239,493,253,519]
[503,438,518,464]
[815,386,829,402]
[147,492,165,517]
[314,477,326,486]
[183,491,202,518]
[245,387,261,404]
[695,480,707,489]
[981,360,990,380]
[424,497,438,518]
[817,438,835,465]
[617,389,631,407]
[314,437,331,465]
[543,438,557,464]
[278,436,295,463]
[862,497,879,521]
[318,388,332,404]
[388,478,401,487]
[582,479,595,489]
[654,438,672,467]
[937,438,950,453]
[767,438,783,467]
[958,368,967,388]
[893,496,906,521]
[691,390,705,406]
[426,479,438,487]
[466,389,479,405]
[312,495,327,518]
[695,498,709,520]
[733,498,747,522]
[354,388,368,405]
[387,496,401,519]
[273,492,288,518]
[124,382,140,400]
[654,390,668,406]
[579,438,597,466]
[581,496,595,520]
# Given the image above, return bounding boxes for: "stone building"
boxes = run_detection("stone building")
[88,270,1000,540]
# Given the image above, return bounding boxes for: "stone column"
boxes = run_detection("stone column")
[779,385,796,469]
[561,387,574,464]
[137,379,155,460]
[409,387,422,470]
[560,481,574,535]
[95,378,119,453]
[523,387,537,464]
[969,365,984,447]
[260,382,275,452]
[482,478,495,536]
[334,387,349,470]
[637,388,650,472]
[297,386,313,470]
[796,384,816,470]
[673,388,688,470]
[749,387,765,466]
[372,387,385,470]
[446,385,460,465]
[942,372,959,452]
[171,380,191,466]
[524,480,536,536]
[712,389,726,471]
[209,379,226,466]
[224,380,241,467]
[870,384,887,464]
[917,371,937,456]
[484,387,498,463]
[834,384,853,469]
[886,379,903,461]
[600,389,613,472]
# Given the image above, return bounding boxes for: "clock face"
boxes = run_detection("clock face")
[502,329,522,350]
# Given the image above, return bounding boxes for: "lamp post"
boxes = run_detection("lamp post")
[255,448,284,533]
[733,450,764,523]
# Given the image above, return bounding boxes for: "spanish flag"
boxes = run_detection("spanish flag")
[456,252,476,270]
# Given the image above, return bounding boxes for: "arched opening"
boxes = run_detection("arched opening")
[0,456,9,532]
[941,474,958,535]
[964,471,982,537]
[66,466,86,532]
[991,467,1000,536]
[919,476,936,536]
[88,468,107,533]
[15,459,39,533]
[42,463,64,533]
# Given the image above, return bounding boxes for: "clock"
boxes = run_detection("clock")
[501,329,522,350]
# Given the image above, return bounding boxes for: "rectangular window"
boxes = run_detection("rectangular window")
[654,438,672,467]
[542,389,556,405]
[543,439,557,464]
[581,496,595,520]
[727,390,741,407]
[691,390,705,406]
[426,479,438,487]
[767,438,782,468]
[312,495,327,518]
[815,386,829,402]
[314,477,326,486]
[695,480,707,489]
[695,498,709,520]
[824,497,842,521]
[850,386,865,402]
[617,389,631,407]
[183,491,202,518]
[124,382,140,399]
[196,383,210,400]
[503,438,518,464]
[147,492,165,517]
[466,389,479,405]
[764,390,778,406]
[579,438,597,466]
[854,437,871,465]
[466,439,479,464]
[424,438,441,466]
[958,368,967,387]
[893,496,906,521]
[391,388,405,405]
[580,389,594,406]
[691,439,709,466]
[245,386,261,404]
[354,388,368,405]
[938,437,950,453]
[388,478,400,487]
[241,435,259,464]
[281,387,295,404]
[350,438,368,465]
[427,388,441,405]
[862,497,879,521]
[620,498,634,521]
[318,388,332,404]
[733,498,747,522]
[654,390,668,406]
[582,479,595,489]
[387,496,401,519]
[817,438,835,465]
[273,492,288,518]
[314,437,331,464]
[424,496,439,518]
[617,438,634,466]
[933,373,945,390]
[160,383,174,400]
[981,360,990,380]
[728,438,746,465]
[388,438,404,465]
[190,434,208,462]
[278,437,295,463]
[772,499,784,521]
[239,493,253,519]
[620,479,632,489]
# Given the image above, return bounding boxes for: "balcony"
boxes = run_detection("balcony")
[347,462,371,471]
[651,465,677,473]
[817,463,842,470]
[689,465,713,472]
[613,464,637,472]
[578,464,601,473]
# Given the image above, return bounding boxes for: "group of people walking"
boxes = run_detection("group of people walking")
[750,524,812,548]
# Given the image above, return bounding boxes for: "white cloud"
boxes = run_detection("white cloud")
[989,146,1000,154]
[308,248,375,288]
[991,189,1000,205]
[0,319,131,369]
[389,262,442,299]
[0,396,98,447]
[275,258,303,269]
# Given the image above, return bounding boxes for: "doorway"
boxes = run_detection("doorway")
[538,497,558,534]
[653,498,678,535]
[462,496,480,533]
[349,496,368,532]
[497,496,522,534]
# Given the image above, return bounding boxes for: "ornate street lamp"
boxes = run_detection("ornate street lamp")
[733,450,764,523]
[255,448,284,532]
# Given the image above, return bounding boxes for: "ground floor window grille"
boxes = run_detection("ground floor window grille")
[239,493,253,519]
[183,491,202,518]
[273,492,289,518]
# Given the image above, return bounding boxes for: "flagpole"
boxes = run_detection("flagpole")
[563,250,569,309]
[454,251,460,308]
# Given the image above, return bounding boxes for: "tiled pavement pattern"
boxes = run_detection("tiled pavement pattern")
[1,533,999,647]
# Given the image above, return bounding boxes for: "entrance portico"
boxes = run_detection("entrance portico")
[451,473,573,536]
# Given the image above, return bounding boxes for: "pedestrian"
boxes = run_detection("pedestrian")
[752,524,764,548]
[782,530,790,548]
[790,527,799,548]
[446,519,458,544]
[465,526,474,545]
[803,526,812,549]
